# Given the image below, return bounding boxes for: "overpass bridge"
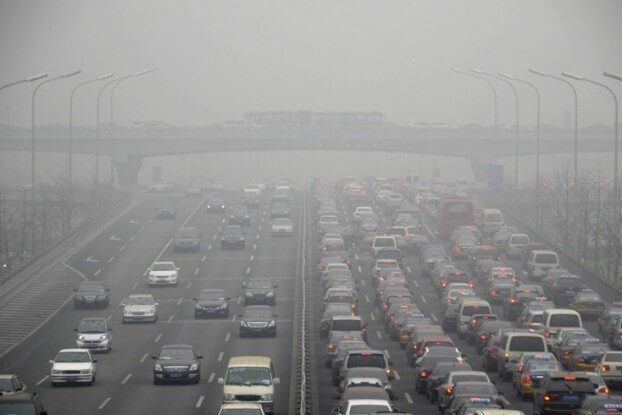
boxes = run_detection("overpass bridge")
[0,126,616,185]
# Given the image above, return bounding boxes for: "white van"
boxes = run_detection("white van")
[371,236,397,256]
[506,233,530,259]
[497,332,547,380]
[542,309,583,341]
[353,206,374,222]
[218,356,280,414]
[527,250,559,279]
[456,298,492,336]
[482,209,504,235]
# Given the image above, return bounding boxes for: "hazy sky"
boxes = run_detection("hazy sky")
[1,0,621,128]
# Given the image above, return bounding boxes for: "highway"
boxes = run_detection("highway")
[309,184,616,415]
[0,190,302,414]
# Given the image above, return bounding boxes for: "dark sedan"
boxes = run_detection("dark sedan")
[239,305,277,337]
[206,198,227,213]
[193,289,231,318]
[220,225,246,249]
[242,279,277,305]
[73,281,110,308]
[229,205,251,226]
[152,344,202,384]
[156,204,176,219]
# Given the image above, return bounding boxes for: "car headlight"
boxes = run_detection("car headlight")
[146,308,155,315]
[155,363,162,371]
[80,369,92,374]
[97,295,106,300]
[123,309,131,315]
[245,292,253,297]
[78,335,85,340]
[261,394,274,401]
[266,292,274,297]
[195,303,202,309]
[189,363,198,371]
[240,320,248,327]
[100,334,108,340]
[217,303,227,309]
[207,205,211,208]
[221,205,225,208]
[52,369,61,375]
[223,393,236,401]
[268,320,276,327]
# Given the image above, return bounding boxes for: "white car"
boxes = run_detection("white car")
[50,349,97,386]
[335,399,392,415]
[148,261,179,286]
[271,218,294,236]
[121,294,158,323]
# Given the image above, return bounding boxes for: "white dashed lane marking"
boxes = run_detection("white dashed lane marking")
[431,313,438,322]
[35,375,49,386]
[376,330,383,340]
[208,373,215,383]
[98,398,111,410]
[195,396,205,409]
[107,256,114,263]
[202,255,206,262]
[121,373,132,384]
[177,297,183,306]
[225,333,231,342]
[154,334,162,343]
[421,295,427,304]
[140,353,149,363]
[167,315,174,324]
[404,392,413,404]
[94,269,101,277]
[217,352,224,361]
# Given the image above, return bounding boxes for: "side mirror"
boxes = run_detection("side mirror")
[49,360,54,364]
[151,356,157,360]
[176,267,180,271]
[197,355,204,359]
[392,406,402,413]
[193,298,198,302]
[273,284,279,288]
[92,359,98,363]
[154,303,159,307]
[273,377,280,384]
[461,353,467,359]
[105,288,110,292]
[273,314,278,318]
[226,297,232,301]
[217,377,225,385]
[331,407,341,415]
[389,360,394,366]
[73,328,78,332]
[108,328,112,332]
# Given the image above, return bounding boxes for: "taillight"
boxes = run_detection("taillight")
[510,298,518,303]
[481,334,487,340]
[545,331,551,338]
[543,394,555,402]
[563,351,569,356]
[445,386,453,394]
[518,365,523,373]
[490,290,497,295]
[328,343,336,350]
[600,386,610,394]
[420,371,428,378]
[524,375,531,382]
[602,365,610,372]
[504,353,510,360]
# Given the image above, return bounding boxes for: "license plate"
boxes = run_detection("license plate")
[86,344,98,348]
[562,395,580,401]
[253,328,263,332]
[169,373,182,378]
[617,366,622,371]
[67,377,78,382]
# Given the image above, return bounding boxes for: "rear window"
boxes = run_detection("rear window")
[328,295,354,303]
[558,278,584,288]
[509,336,546,352]
[605,353,622,362]
[549,314,581,327]
[511,235,529,244]
[333,320,362,331]
[452,374,489,383]
[423,340,453,348]
[546,378,595,393]
[346,354,386,369]
[462,305,491,316]
[375,238,395,247]
[0,402,36,415]
[535,253,558,264]
[485,213,503,222]
[531,314,544,323]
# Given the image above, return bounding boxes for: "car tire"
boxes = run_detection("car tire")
[154,377,160,385]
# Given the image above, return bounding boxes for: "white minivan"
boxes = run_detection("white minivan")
[506,233,530,259]
[371,236,397,256]
[481,209,504,235]
[527,250,559,279]
[456,298,492,336]
[542,308,583,342]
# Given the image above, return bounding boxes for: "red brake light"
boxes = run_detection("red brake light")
[361,352,372,356]
[545,331,551,338]
[524,375,531,382]
[446,386,454,394]
[544,395,552,402]
[491,290,497,295]
[518,365,523,373]
[420,371,428,378]
[481,334,487,340]
[600,386,610,394]
[328,344,336,350]
[510,298,518,303]
[563,376,576,380]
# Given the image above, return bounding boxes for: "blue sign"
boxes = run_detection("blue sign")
[488,164,504,193]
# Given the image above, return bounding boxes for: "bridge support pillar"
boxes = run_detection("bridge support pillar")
[114,154,143,187]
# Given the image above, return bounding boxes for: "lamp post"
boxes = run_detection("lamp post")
[499,72,542,226]
[530,68,579,185]
[450,67,499,140]
[471,68,521,188]
[30,70,81,255]
[563,71,619,228]
[109,68,156,187]
[0,73,47,91]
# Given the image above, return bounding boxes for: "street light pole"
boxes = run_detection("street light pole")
[0,73,47,91]
[95,78,118,187]
[108,68,156,188]
[530,68,579,184]
[30,70,81,255]
[499,72,542,226]
[450,67,499,140]
[471,68,521,188]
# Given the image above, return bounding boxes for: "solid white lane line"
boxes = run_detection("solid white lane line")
[130,235,136,241]
[94,269,101,277]
[107,256,114,263]
[177,297,183,306]
[355,254,359,260]
[208,372,215,383]
[167,315,174,324]
[208,244,212,250]
[201,255,206,262]
[421,295,427,304]
[154,334,162,343]
[376,330,383,340]
[98,398,111,410]
[186,281,192,289]
[246,267,251,274]
[357,266,362,273]
[217,352,224,361]
[250,255,254,261]
[393,369,401,380]
[121,373,132,384]
[35,375,49,386]
[143,269,149,277]
[413,280,419,288]
[431,313,438,322]
[194,267,200,275]
[195,396,205,409]
[132,282,138,290]
[225,333,231,342]
[404,392,413,404]
[140,353,149,363]
[364,295,370,303]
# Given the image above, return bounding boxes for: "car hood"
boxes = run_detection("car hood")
[124,305,156,312]
[246,289,273,295]
[150,270,175,276]
[197,299,226,307]
[53,362,93,370]
[157,359,193,367]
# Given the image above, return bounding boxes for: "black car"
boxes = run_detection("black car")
[156,204,176,219]
[174,226,201,252]
[152,344,203,384]
[193,289,231,318]
[206,197,226,213]
[242,279,277,305]
[229,205,251,226]
[574,395,622,415]
[0,392,47,415]
[503,285,546,320]
[239,305,277,337]
[220,225,245,249]
[73,281,110,308]
[533,372,597,415]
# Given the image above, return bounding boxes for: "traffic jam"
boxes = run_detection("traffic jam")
[311,176,622,415]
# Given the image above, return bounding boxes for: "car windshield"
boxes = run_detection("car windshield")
[375,238,395,247]
[580,345,609,354]
[151,263,175,271]
[177,228,198,237]
[225,367,272,386]
[462,305,491,316]
[78,283,106,293]
[244,308,272,318]
[200,291,225,300]
[0,402,36,415]
[576,293,602,302]
[274,219,291,224]
[78,319,107,333]
[511,235,529,244]
[220,409,263,415]
[126,296,153,305]
[159,348,195,360]
[486,213,503,222]
[56,351,91,362]
[350,404,390,414]
[535,253,558,263]
[247,281,272,289]
[525,362,562,372]
[0,379,15,391]
[452,374,489,383]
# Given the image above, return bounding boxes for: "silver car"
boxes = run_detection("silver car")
[75,317,112,352]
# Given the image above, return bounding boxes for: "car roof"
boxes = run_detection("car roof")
[220,403,264,410]
[244,305,272,310]
[161,344,194,349]
[58,348,91,353]
[228,356,271,367]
